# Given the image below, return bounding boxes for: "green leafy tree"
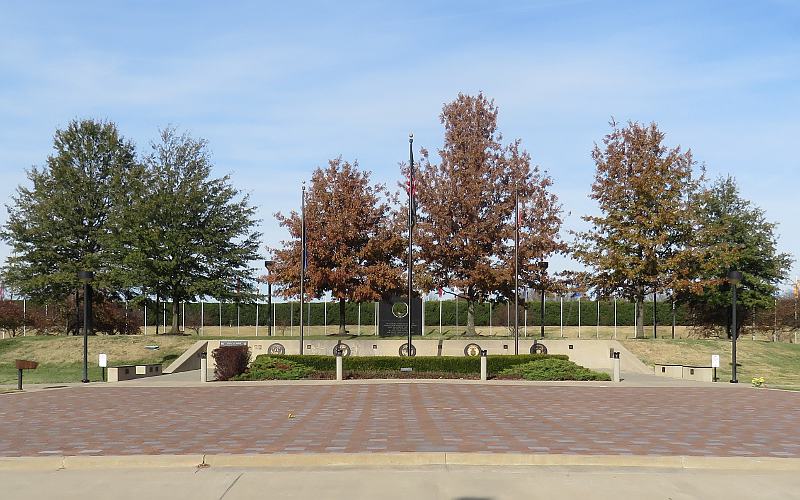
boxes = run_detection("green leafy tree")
[124,128,262,333]
[573,120,701,338]
[681,176,792,338]
[2,119,140,331]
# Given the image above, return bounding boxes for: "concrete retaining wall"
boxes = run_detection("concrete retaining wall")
[200,338,651,375]
[163,341,207,374]
[655,364,685,379]
[682,366,714,382]
[107,364,162,382]
[654,363,714,382]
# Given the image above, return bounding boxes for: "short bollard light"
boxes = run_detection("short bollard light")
[199,351,208,383]
[612,351,621,383]
[480,350,488,381]
[335,352,343,381]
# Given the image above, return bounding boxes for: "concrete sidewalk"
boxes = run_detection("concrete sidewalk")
[1,369,753,391]
[2,465,799,500]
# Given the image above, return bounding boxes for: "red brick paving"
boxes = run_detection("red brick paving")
[1,384,798,458]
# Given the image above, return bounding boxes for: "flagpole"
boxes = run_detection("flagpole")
[407,133,414,356]
[514,182,519,355]
[439,289,443,335]
[300,181,306,355]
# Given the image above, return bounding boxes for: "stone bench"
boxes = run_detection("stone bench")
[107,364,162,382]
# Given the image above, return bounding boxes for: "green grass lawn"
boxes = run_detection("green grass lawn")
[0,335,197,385]
[620,338,800,389]
[0,333,408,384]
[4,333,798,387]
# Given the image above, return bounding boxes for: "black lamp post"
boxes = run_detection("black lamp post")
[77,270,94,383]
[264,260,273,336]
[728,270,743,383]
[538,261,548,339]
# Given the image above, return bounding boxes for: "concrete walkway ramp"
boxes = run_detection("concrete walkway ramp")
[163,340,207,374]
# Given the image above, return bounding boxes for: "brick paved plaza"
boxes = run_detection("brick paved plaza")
[1,384,798,458]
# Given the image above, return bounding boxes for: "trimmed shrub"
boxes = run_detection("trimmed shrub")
[93,301,143,335]
[237,356,314,380]
[0,300,31,337]
[487,354,568,372]
[499,358,610,381]
[212,345,250,380]
[249,354,569,376]
[242,354,609,381]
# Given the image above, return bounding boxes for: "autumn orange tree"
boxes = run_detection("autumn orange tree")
[414,93,565,334]
[270,158,404,334]
[573,120,701,338]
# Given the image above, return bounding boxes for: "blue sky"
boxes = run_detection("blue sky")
[1,0,798,283]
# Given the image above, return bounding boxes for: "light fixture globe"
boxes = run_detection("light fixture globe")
[727,270,743,286]
[77,270,94,283]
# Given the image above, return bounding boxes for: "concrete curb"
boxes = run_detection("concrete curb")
[65,454,205,470]
[23,377,742,389]
[2,453,799,471]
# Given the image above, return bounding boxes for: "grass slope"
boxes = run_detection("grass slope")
[0,335,197,384]
[621,338,800,389]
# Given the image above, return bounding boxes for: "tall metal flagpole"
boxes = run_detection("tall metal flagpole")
[407,133,414,356]
[514,182,520,355]
[300,182,306,355]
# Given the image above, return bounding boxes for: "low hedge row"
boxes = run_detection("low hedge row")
[234,356,315,380]
[499,358,611,381]
[250,354,569,374]
[240,354,609,381]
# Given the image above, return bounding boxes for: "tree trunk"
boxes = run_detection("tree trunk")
[155,295,160,335]
[466,300,476,335]
[726,310,731,339]
[74,289,81,336]
[635,298,644,338]
[338,298,347,335]
[171,298,180,334]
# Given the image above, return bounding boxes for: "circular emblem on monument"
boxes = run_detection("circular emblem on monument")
[530,343,548,355]
[464,343,482,357]
[399,343,417,357]
[392,301,409,318]
[267,343,286,355]
[332,343,351,357]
